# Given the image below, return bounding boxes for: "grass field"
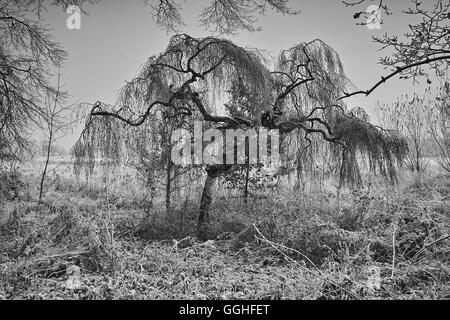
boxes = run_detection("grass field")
[0,157,449,300]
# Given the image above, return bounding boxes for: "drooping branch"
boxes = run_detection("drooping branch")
[76,34,408,188]
[338,55,450,101]
[342,0,450,92]
[86,35,269,128]
[146,0,184,33]
[199,0,299,35]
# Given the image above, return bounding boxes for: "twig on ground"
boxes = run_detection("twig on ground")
[253,224,361,300]
[407,234,450,274]
[34,250,90,262]
[391,221,397,279]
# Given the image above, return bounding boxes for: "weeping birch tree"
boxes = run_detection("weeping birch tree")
[74,34,407,241]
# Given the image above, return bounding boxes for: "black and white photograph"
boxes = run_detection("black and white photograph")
[0,0,449,306]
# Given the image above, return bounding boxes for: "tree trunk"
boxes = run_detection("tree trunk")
[140,167,155,228]
[415,143,421,173]
[244,163,250,204]
[197,165,227,241]
[145,168,155,212]
[165,160,172,213]
[38,133,53,204]
[295,152,305,191]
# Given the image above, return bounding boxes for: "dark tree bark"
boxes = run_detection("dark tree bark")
[145,168,156,211]
[197,165,230,241]
[38,131,53,204]
[295,152,305,191]
[165,156,172,213]
[140,167,156,229]
[244,163,250,203]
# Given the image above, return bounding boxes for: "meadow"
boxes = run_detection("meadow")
[0,156,449,300]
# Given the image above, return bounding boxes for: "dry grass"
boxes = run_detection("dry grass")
[0,160,449,300]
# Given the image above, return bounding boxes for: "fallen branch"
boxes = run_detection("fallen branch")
[253,224,361,300]
[391,222,397,279]
[407,234,450,274]
[33,250,91,263]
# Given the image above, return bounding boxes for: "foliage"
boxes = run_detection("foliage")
[342,0,449,99]
[373,0,450,81]
[0,1,98,162]
[144,0,299,34]
[379,92,435,173]
[273,40,408,186]
[0,171,26,204]
[335,116,408,186]
[1,166,449,300]
[431,82,450,172]
[75,35,408,190]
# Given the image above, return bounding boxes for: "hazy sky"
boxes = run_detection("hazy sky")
[40,0,436,148]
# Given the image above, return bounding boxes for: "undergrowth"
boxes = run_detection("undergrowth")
[0,170,449,300]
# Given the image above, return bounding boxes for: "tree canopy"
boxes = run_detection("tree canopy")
[74,34,408,186]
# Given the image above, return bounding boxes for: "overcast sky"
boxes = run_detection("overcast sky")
[40,0,438,148]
